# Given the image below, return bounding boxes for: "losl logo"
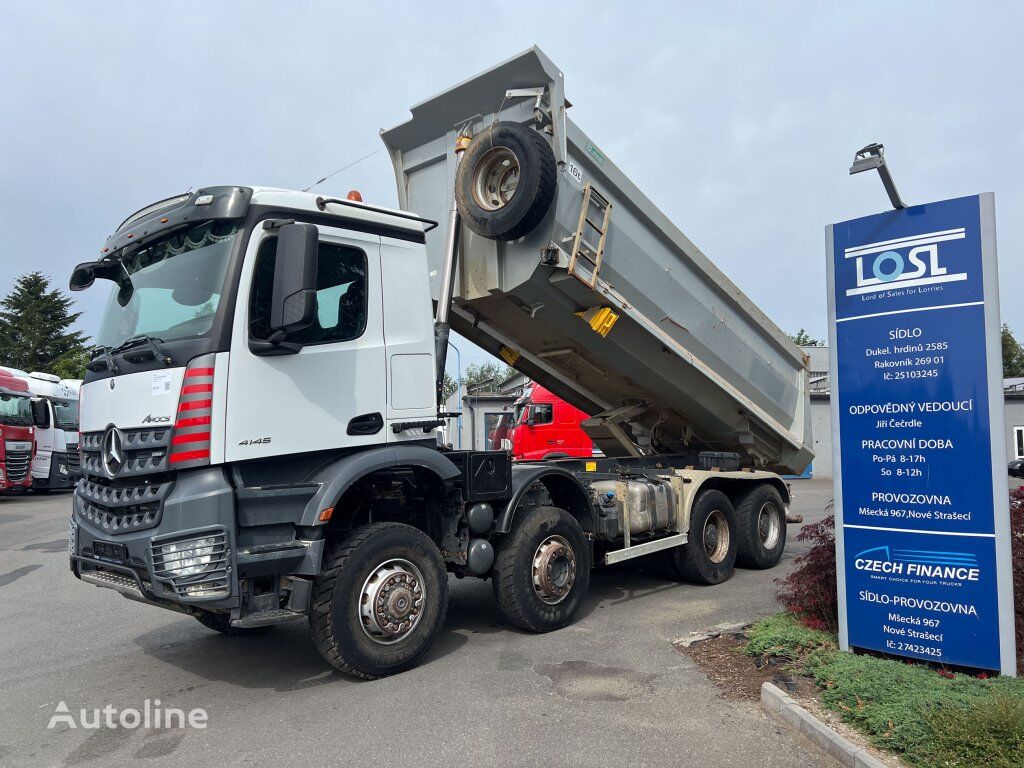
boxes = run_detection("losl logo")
[844,227,968,297]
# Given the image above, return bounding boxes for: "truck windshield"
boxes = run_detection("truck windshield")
[0,394,31,426]
[53,399,79,430]
[513,401,529,425]
[94,221,238,350]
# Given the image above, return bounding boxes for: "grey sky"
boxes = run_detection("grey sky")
[2,1,1021,372]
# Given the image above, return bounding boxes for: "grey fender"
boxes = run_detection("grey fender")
[301,444,461,527]
[497,463,594,534]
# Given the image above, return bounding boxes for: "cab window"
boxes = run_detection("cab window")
[249,236,368,345]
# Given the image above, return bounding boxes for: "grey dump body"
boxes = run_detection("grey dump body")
[382,47,812,474]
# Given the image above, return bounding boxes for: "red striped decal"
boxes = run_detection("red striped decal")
[171,431,210,445]
[175,415,210,429]
[185,368,215,378]
[169,448,211,463]
[178,399,212,411]
[181,383,213,395]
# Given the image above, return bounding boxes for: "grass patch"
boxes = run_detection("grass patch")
[746,614,1024,767]
[744,612,835,660]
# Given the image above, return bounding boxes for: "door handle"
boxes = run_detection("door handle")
[347,413,384,436]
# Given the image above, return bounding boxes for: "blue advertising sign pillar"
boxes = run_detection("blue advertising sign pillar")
[826,193,1016,675]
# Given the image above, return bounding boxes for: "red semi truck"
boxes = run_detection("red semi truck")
[0,370,35,493]
[511,383,593,461]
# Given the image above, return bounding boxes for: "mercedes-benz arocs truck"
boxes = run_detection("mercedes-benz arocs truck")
[0,369,82,490]
[68,47,812,679]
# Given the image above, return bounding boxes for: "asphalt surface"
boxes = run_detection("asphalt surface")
[0,480,840,768]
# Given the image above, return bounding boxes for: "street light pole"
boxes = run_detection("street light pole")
[849,143,907,210]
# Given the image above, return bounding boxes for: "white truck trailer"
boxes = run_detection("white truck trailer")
[0,368,81,490]
[67,47,812,679]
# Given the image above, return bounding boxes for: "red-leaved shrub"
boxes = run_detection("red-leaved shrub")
[775,503,838,634]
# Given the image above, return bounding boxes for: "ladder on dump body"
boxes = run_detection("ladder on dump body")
[567,183,612,288]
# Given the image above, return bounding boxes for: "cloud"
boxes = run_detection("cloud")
[2,0,1020,352]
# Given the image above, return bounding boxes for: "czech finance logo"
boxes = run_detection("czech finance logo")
[844,227,968,297]
[853,545,980,582]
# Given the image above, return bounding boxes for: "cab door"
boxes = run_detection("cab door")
[224,224,386,461]
[31,398,55,479]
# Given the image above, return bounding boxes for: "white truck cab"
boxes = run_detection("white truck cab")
[0,368,81,490]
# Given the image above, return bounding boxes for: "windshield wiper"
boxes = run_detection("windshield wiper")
[87,346,120,374]
[111,334,172,365]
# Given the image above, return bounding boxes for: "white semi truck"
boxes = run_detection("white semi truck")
[0,368,82,490]
[68,48,812,678]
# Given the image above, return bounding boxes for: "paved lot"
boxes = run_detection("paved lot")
[0,481,838,768]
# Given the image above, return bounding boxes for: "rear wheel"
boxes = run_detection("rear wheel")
[492,505,590,632]
[309,523,448,679]
[734,484,787,569]
[660,489,737,585]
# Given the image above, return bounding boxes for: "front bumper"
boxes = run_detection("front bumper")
[34,451,82,489]
[71,467,241,610]
[71,466,321,620]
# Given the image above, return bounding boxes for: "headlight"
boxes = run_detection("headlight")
[155,537,219,578]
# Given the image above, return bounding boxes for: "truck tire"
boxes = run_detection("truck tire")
[733,484,787,569]
[194,611,271,636]
[455,121,557,241]
[659,489,737,585]
[309,523,448,679]
[492,505,590,632]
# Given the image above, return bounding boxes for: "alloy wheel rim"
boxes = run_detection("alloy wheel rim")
[359,558,426,645]
[703,509,730,564]
[472,147,521,211]
[532,535,576,604]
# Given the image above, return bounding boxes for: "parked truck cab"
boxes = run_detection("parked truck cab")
[1,370,83,490]
[67,48,810,679]
[0,371,35,493]
[512,383,593,460]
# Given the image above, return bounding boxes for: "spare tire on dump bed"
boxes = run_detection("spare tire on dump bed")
[455,121,557,241]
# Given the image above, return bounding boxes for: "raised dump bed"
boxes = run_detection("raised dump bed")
[382,47,812,474]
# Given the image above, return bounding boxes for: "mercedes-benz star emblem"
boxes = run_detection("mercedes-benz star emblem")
[101,427,125,479]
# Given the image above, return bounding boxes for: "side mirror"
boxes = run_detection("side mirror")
[270,223,319,336]
[69,262,97,291]
[31,400,50,429]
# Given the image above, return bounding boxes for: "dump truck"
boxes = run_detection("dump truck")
[67,47,812,679]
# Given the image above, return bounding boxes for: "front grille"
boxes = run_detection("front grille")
[151,530,230,599]
[80,426,172,479]
[3,449,31,482]
[77,477,173,533]
[66,447,81,474]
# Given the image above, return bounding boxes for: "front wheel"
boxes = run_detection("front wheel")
[660,489,737,585]
[309,523,448,679]
[492,505,590,632]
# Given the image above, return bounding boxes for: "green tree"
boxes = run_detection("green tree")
[442,361,516,402]
[0,272,90,375]
[463,362,515,392]
[789,329,822,347]
[1003,324,1024,378]
[442,372,457,401]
